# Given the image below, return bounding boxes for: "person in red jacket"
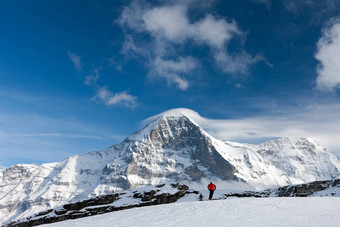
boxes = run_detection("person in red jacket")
[207,182,216,200]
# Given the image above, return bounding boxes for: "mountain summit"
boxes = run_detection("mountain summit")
[1,108,340,223]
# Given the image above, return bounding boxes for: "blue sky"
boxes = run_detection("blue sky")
[1,0,340,168]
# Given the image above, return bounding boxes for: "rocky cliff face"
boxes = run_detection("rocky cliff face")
[101,115,237,190]
[219,178,340,199]
[1,109,340,224]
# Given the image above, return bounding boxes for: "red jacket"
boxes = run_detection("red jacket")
[207,183,216,191]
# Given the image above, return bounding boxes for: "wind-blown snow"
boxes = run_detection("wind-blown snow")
[129,108,202,141]
[144,108,203,124]
[44,198,340,227]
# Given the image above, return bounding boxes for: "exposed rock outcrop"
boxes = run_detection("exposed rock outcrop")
[6,183,198,227]
[219,178,340,199]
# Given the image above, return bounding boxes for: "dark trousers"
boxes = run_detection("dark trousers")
[209,190,214,200]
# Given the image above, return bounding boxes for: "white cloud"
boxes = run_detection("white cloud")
[193,15,240,48]
[174,104,340,158]
[93,86,138,108]
[107,58,123,72]
[283,1,299,13]
[281,0,314,13]
[315,18,340,90]
[215,51,264,75]
[84,69,100,86]
[143,5,190,43]
[68,51,83,71]
[142,5,241,48]
[119,0,149,33]
[0,111,125,166]
[119,1,263,89]
[148,57,197,90]
[83,69,138,109]
[121,34,147,57]
[251,0,271,9]
[282,0,339,15]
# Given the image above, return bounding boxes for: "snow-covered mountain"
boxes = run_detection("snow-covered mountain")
[1,108,340,224]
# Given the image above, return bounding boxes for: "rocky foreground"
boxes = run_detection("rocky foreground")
[6,183,198,227]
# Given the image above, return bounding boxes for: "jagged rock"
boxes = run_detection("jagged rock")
[220,178,340,199]
[219,190,271,199]
[6,183,192,227]
[35,209,53,217]
[275,179,338,197]
[142,190,157,201]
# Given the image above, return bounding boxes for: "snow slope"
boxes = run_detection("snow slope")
[44,197,340,227]
[7,183,194,226]
[1,108,340,224]
[9,178,340,226]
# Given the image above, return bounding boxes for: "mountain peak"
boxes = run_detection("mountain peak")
[159,108,200,118]
[125,108,202,142]
[143,108,202,126]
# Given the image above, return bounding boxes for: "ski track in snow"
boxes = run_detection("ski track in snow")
[44,197,340,227]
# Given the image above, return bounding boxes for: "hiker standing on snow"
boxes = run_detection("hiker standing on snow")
[207,182,216,200]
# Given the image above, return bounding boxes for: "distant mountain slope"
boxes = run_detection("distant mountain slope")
[1,108,340,224]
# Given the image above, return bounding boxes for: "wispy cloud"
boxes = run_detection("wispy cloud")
[148,57,197,90]
[282,0,300,13]
[0,112,119,141]
[250,0,271,9]
[315,17,340,91]
[83,69,139,108]
[84,69,100,86]
[67,46,138,108]
[92,86,138,108]
[282,0,340,19]
[185,104,340,158]
[68,51,83,71]
[141,6,241,47]
[0,111,126,167]
[215,51,265,75]
[0,132,105,139]
[118,0,264,90]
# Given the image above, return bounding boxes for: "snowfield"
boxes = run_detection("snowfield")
[44,197,340,227]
